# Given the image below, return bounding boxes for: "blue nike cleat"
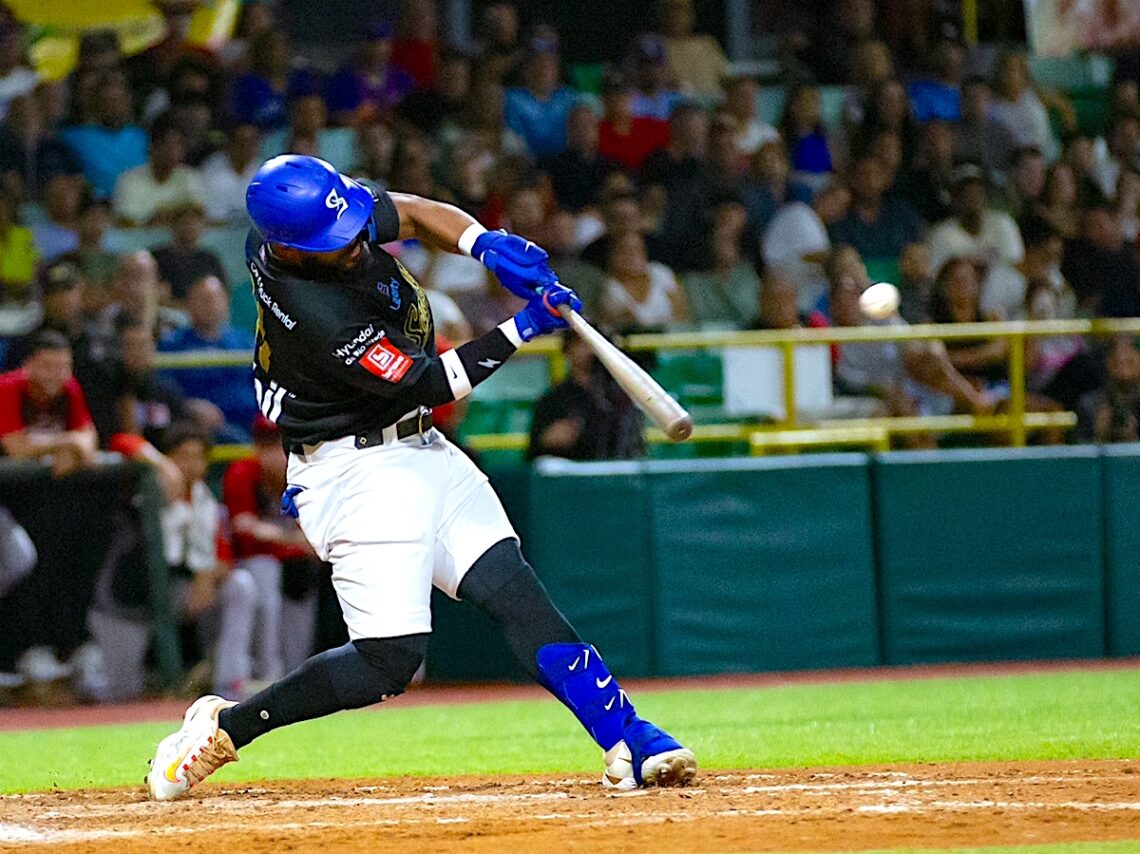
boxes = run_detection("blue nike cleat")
[602,717,698,790]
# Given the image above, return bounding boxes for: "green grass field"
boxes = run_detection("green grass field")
[2,667,1138,794]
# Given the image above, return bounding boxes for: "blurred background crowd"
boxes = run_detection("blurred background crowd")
[3,0,1140,702]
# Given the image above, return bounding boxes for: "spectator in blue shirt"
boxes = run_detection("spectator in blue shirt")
[325,21,414,127]
[59,69,147,199]
[829,154,925,260]
[503,31,578,158]
[158,274,256,440]
[907,38,964,123]
[230,31,317,130]
[630,34,682,122]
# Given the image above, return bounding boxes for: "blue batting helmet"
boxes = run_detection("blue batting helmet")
[246,155,374,252]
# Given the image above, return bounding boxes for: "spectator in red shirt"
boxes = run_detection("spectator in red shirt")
[222,416,315,674]
[597,69,669,174]
[0,330,97,477]
[391,0,439,91]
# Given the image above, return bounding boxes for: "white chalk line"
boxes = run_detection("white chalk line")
[739,773,1131,794]
[6,800,1140,845]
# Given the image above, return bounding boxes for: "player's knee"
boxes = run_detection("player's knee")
[457,537,530,614]
[352,633,429,693]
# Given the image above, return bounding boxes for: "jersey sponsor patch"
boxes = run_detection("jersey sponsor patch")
[360,339,412,383]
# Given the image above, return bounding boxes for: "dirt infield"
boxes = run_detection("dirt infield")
[1,759,1137,853]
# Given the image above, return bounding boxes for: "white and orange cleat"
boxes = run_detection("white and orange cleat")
[146,695,238,801]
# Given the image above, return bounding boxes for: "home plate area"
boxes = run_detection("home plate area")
[1,760,1137,853]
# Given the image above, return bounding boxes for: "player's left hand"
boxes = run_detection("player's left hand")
[512,282,582,342]
[472,230,556,299]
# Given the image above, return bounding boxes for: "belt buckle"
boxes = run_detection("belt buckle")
[416,409,431,445]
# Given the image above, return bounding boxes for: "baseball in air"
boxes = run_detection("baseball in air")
[859,282,900,320]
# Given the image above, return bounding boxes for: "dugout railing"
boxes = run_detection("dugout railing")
[153,318,1140,460]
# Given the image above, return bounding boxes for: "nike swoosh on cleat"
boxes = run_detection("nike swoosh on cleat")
[596,675,613,688]
[568,656,581,671]
[164,748,190,784]
[604,697,615,711]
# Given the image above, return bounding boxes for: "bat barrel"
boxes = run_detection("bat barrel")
[556,306,692,443]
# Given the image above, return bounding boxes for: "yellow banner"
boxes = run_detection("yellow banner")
[9,0,239,80]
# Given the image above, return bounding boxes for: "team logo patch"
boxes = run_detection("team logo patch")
[361,339,412,383]
[325,188,348,220]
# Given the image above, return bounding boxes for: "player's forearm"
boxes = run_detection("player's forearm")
[1,430,75,460]
[414,321,522,407]
[389,193,481,254]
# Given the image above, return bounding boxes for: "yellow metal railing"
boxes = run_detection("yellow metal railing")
[160,319,1140,458]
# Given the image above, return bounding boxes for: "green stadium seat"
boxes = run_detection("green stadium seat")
[864,257,901,287]
[757,86,786,128]
[651,350,724,405]
[570,63,606,95]
[460,399,511,436]
[472,354,549,401]
[1028,55,1113,92]
[818,85,852,130]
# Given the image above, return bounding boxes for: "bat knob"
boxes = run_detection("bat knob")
[666,415,694,442]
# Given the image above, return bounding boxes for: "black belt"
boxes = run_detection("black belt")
[289,410,433,456]
[354,409,434,448]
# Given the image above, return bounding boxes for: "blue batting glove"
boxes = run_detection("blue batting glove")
[472,230,555,299]
[512,282,582,342]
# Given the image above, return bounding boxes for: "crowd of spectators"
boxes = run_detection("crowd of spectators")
[3,0,1140,697]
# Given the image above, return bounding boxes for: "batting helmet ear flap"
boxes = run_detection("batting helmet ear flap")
[246,155,375,252]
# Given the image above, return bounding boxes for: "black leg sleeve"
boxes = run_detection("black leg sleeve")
[218,633,428,750]
[456,538,580,680]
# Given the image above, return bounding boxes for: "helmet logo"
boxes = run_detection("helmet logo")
[325,188,349,220]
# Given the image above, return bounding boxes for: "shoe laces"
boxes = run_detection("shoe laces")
[182,729,238,787]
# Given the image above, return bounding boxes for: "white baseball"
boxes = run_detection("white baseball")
[859,282,900,320]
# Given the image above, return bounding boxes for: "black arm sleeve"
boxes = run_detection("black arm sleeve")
[411,327,520,407]
[365,186,401,243]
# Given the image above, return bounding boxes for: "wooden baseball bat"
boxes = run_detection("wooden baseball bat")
[556,306,693,442]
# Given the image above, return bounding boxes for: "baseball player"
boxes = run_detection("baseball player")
[147,154,696,800]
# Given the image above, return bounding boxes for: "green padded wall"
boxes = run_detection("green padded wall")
[874,447,1105,664]
[1102,445,1140,656]
[525,460,655,676]
[649,456,880,675]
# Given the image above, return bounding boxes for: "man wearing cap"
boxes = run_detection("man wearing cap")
[146,153,697,801]
[598,69,670,173]
[3,260,123,444]
[630,34,682,122]
[926,162,1025,280]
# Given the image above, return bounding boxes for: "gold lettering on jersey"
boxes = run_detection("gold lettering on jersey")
[395,258,433,348]
[255,304,272,371]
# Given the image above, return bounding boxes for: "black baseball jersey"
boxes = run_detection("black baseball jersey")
[247,189,518,449]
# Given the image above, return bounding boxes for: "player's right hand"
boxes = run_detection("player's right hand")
[472,230,555,299]
[512,283,582,342]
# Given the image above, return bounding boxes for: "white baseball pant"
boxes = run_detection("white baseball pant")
[285,429,517,639]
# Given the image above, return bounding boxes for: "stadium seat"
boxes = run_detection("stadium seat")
[1028,54,1113,92]
[864,257,901,288]
[651,350,724,405]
